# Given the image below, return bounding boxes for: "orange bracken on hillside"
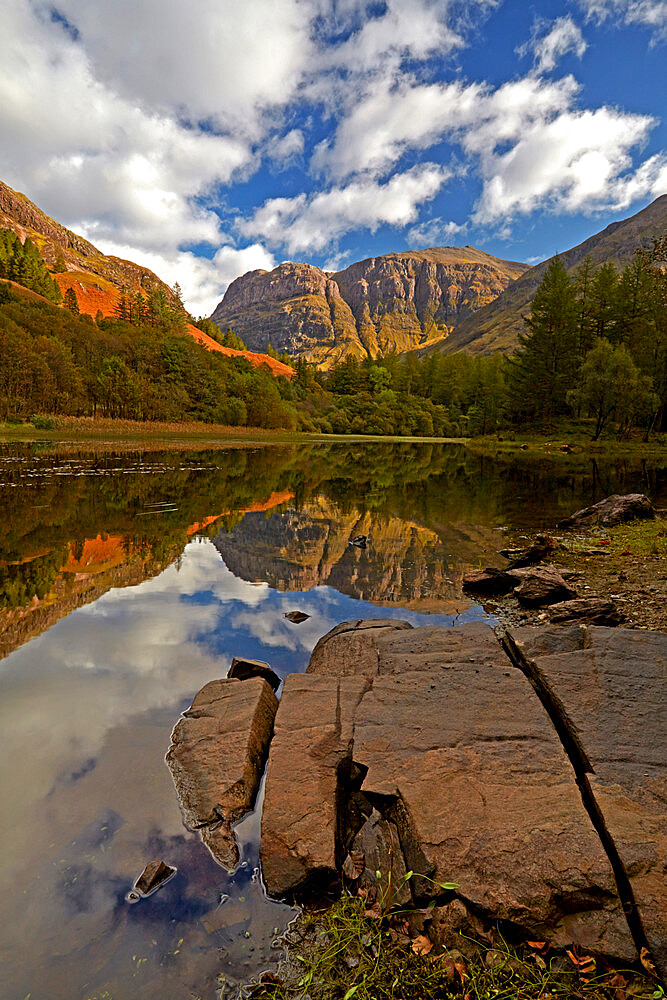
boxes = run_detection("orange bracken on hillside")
[54,272,295,380]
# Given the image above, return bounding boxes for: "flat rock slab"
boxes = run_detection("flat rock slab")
[308,620,505,678]
[260,674,369,898]
[167,676,278,868]
[264,621,635,960]
[547,598,623,626]
[505,625,666,976]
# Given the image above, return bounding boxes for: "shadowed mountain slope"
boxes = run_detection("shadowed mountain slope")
[430,195,667,356]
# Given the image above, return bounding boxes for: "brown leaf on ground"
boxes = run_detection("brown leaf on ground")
[527,940,547,950]
[453,958,469,982]
[610,971,628,1000]
[412,934,433,956]
[640,947,657,976]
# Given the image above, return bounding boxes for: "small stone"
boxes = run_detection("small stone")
[134,859,176,896]
[228,657,281,691]
[284,611,310,624]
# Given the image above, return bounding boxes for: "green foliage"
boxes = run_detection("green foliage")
[0,229,62,303]
[245,894,651,1000]
[568,340,658,439]
[63,286,79,314]
[0,295,296,428]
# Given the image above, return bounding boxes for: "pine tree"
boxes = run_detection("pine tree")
[510,257,579,421]
[63,286,80,314]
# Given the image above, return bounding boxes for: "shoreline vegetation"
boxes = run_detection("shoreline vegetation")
[1,415,665,460]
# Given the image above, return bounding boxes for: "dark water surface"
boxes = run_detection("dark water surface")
[0,441,664,1000]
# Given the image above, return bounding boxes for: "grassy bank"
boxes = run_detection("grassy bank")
[244,896,659,1000]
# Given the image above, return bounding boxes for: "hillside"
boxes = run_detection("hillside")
[433,195,667,356]
[211,246,527,367]
[0,179,293,379]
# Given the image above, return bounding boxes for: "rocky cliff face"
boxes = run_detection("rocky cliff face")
[211,247,527,367]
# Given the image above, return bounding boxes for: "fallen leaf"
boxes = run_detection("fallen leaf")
[610,972,628,1000]
[412,934,433,956]
[453,958,469,982]
[640,947,657,977]
[527,941,547,950]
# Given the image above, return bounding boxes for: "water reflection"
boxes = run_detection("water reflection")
[0,442,665,1000]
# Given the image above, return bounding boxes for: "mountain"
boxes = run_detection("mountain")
[0,179,294,379]
[211,247,527,367]
[433,195,667,356]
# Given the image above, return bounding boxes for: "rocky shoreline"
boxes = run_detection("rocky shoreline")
[163,494,665,997]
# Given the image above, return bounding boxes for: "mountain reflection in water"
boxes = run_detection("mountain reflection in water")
[0,441,665,1000]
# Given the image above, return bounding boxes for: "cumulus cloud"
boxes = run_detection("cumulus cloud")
[518,16,588,73]
[91,241,276,316]
[238,164,451,254]
[313,70,665,230]
[1,0,664,304]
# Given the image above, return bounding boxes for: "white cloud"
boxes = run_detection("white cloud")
[313,69,666,233]
[518,16,588,73]
[92,241,276,316]
[407,218,465,246]
[267,129,306,165]
[472,102,667,222]
[579,0,667,38]
[238,164,451,254]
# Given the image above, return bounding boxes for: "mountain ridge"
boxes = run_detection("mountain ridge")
[430,194,667,356]
[0,178,294,379]
[212,245,528,367]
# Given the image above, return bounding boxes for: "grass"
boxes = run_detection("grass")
[243,895,659,1000]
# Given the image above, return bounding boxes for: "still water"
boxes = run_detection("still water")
[0,440,664,1000]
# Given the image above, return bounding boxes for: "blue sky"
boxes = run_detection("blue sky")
[1,0,665,314]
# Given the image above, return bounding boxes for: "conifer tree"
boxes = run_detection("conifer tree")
[63,287,79,314]
[510,257,579,421]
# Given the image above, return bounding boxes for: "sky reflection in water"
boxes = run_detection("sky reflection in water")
[0,535,484,1000]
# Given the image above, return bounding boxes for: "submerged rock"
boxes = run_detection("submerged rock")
[133,859,176,897]
[166,676,278,868]
[557,493,655,529]
[462,567,515,595]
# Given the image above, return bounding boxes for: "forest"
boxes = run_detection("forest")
[0,233,664,440]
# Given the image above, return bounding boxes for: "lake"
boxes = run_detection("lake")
[0,440,664,1000]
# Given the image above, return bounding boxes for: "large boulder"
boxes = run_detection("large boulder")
[505,625,667,977]
[262,621,636,960]
[557,494,655,529]
[507,565,578,607]
[167,676,278,868]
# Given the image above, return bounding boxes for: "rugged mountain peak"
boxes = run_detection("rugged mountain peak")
[212,246,527,368]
